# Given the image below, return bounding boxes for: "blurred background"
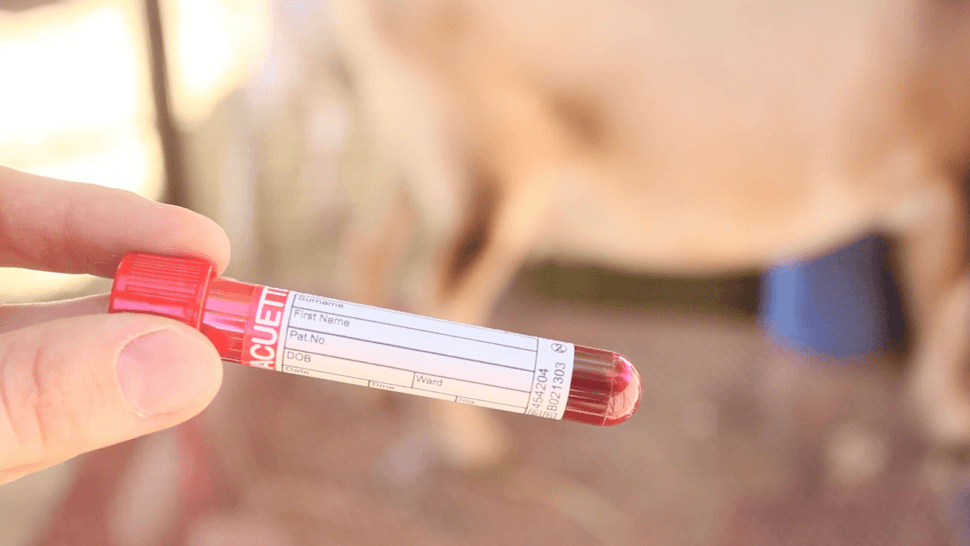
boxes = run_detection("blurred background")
[0,0,966,545]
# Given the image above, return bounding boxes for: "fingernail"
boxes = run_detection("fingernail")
[117,329,220,417]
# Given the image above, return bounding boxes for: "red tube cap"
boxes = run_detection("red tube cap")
[109,253,216,329]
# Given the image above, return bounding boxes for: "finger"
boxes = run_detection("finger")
[0,166,230,277]
[0,294,109,334]
[0,313,223,483]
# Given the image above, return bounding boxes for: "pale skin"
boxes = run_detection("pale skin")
[0,166,229,484]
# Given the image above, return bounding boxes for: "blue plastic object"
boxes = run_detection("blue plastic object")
[760,234,897,357]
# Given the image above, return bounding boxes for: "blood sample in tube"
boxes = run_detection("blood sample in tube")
[109,253,641,426]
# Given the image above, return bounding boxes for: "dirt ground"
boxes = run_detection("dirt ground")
[15,269,960,545]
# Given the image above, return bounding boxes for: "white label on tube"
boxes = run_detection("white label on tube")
[265,290,575,420]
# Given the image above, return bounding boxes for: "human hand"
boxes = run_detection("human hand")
[0,166,229,484]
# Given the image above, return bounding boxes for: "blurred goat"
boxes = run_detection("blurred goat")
[332,0,970,468]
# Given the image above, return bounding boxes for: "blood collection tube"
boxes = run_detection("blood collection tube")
[108,253,641,426]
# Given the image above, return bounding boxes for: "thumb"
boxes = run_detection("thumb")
[0,313,223,483]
